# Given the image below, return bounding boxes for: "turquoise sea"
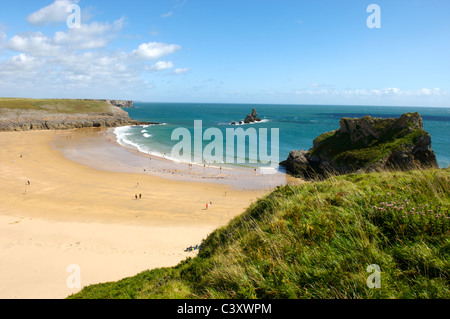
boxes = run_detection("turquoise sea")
[115,103,450,169]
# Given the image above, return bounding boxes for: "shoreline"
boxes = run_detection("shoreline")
[52,126,294,191]
[0,129,278,298]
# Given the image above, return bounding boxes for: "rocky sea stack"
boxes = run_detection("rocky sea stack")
[231,108,262,125]
[244,108,262,124]
[280,112,438,179]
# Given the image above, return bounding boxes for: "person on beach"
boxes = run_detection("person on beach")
[139,194,142,199]
[135,194,138,200]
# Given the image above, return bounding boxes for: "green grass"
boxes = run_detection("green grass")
[310,124,429,169]
[69,168,450,299]
[335,129,427,167]
[0,98,111,114]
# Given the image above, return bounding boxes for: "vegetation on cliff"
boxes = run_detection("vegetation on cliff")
[69,168,450,299]
[0,98,112,113]
[0,98,145,131]
[280,113,438,179]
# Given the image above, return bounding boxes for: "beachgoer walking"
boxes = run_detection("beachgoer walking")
[135,194,138,200]
[139,194,142,199]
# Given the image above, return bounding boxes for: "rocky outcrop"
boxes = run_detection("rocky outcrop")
[244,108,262,124]
[0,105,150,131]
[78,99,133,108]
[231,108,262,125]
[104,100,133,108]
[280,113,438,179]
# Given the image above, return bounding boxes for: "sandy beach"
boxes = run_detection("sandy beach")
[0,129,281,299]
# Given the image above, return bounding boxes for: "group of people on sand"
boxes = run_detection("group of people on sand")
[135,194,142,200]
[24,180,31,194]
[206,201,213,209]
[185,244,201,252]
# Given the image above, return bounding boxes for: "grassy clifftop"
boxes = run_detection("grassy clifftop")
[69,168,450,299]
[0,98,112,114]
[0,98,145,131]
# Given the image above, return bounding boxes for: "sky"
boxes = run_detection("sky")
[0,0,449,107]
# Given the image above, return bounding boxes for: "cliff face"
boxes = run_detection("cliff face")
[79,99,134,108]
[280,113,438,179]
[0,104,145,131]
[104,100,133,108]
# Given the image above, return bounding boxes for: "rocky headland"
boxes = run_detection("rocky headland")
[104,99,134,108]
[280,112,438,179]
[0,99,151,131]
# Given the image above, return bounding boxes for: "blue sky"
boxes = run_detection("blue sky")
[0,0,449,106]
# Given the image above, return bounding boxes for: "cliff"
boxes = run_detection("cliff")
[104,99,134,108]
[0,98,148,131]
[280,113,438,179]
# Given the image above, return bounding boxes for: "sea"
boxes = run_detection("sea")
[114,103,450,170]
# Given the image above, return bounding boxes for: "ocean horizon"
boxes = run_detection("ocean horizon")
[114,102,450,169]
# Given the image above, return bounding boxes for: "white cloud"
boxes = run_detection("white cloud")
[6,32,61,56]
[161,12,173,18]
[147,61,174,71]
[309,83,332,88]
[294,87,445,98]
[417,88,432,96]
[161,0,187,18]
[174,0,188,9]
[53,19,124,50]
[0,31,6,51]
[132,42,181,60]
[369,87,401,96]
[415,88,443,96]
[27,0,76,25]
[0,3,188,100]
[0,54,44,76]
[174,67,189,75]
[6,17,125,54]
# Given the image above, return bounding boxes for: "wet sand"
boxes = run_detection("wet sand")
[51,127,290,190]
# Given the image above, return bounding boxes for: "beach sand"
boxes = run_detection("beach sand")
[0,129,276,299]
